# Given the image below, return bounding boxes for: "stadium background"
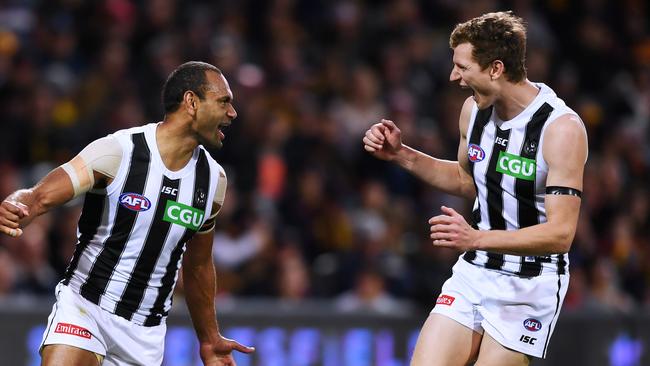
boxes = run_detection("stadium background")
[0,0,649,365]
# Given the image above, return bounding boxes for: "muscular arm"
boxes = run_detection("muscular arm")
[183,225,221,347]
[473,114,587,255]
[0,136,120,237]
[0,168,75,232]
[183,202,253,365]
[391,97,476,199]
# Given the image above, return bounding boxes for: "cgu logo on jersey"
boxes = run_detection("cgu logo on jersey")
[523,318,542,332]
[496,151,536,181]
[119,193,152,211]
[468,144,485,162]
[163,201,205,231]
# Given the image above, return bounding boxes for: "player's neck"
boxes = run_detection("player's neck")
[156,118,198,171]
[493,80,540,121]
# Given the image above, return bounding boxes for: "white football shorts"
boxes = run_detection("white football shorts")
[40,283,166,365]
[431,257,569,358]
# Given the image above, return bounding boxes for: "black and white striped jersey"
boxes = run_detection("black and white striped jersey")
[62,123,227,326]
[463,83,577,277]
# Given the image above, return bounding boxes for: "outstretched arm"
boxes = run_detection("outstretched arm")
[363,97,476,199]
[0,167,75,237]
[429,114,588,255]
[0,136,120,237]
[183,209,254,366]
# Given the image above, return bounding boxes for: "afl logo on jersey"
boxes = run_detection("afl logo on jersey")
[523,318,542,332]
[119,193,152,212]
[468,144,485,162]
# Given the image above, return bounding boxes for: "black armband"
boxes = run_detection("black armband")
[545,186,582,198]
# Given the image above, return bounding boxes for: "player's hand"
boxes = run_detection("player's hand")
[363,119,403,161]
[199,335,255,366]
[429,206,477,251]
[0,200,29,238]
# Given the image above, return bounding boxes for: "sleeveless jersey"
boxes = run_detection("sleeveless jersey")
[61,123,226,326]
[463,83,577,277]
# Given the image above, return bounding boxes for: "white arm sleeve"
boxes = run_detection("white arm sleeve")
[197,168,227,234]
[212,168,227,217]
[60,135,123,197]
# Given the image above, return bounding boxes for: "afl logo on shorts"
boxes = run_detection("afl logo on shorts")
[119,193,151,212]
[523,318,542,332]
[468,144,485,162]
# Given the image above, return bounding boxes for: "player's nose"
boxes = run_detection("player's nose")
[228,104,237,119]
[449,68,461,82]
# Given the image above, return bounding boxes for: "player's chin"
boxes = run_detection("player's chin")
[198,134,223,149]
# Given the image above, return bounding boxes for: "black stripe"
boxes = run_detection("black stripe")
[516,103,554,277]
[484,127,510,270]
[518,255,552,278]
[556,253,567,275]
[465,107,492,265]
[114,177,180,320]
[467,106,493,176]
[80,133,151,304]
[144,149,212,326]
[463,250,477,262]
[62,192,105,285]
[516,103,553,229]
[470,208,481,229]
[543,275,564,357]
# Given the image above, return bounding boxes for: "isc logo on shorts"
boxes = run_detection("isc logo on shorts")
[54,323,92,339]
[436,294,455,306]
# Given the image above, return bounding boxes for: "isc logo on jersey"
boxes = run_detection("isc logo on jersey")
[119,193,152,211]
[496,151,536,181]
[163,201,205,231]
[467,144,485,162]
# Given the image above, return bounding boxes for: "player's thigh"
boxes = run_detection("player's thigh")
[411,313,482,366]
[474,332,530,366]
[41,344,102,366]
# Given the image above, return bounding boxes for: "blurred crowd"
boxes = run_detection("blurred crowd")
[0,0,649,315]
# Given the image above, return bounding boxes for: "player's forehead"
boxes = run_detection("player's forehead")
[452,43,476,65]
[204,71,232,97]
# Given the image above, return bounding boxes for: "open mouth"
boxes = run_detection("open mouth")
[217,123,230,139]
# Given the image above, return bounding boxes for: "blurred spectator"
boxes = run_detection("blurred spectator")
[335,267,401,314]
[274,244,311,302]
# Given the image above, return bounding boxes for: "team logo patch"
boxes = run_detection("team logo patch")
[436,294,455,306]
[467,144,485,162]
[163,201,205,231]
[523,318,542,332]
[523,139,538,155]
[195,188,207,206]
[119,193,151,212]
[54,323,92,339]
[496,151,536,181]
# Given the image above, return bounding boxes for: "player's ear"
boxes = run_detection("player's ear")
[489,60,505,80]
[183,91,198,116]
